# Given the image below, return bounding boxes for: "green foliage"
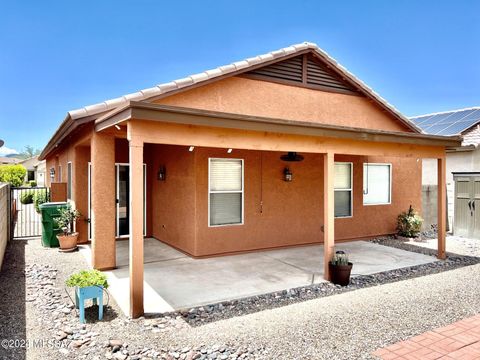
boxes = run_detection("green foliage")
[330,251,350,266]
[65,269,109,289]
[54,206,81,235]
[17,145,41,160]
[34,189,49,213]
[0,164,27,187]
[397,205,423,238]
[28,180,37,187]
[20,190,35,204]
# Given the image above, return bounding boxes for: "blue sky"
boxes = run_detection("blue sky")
[0,0,479,155]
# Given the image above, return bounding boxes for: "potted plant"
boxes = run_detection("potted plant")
[66,270,109,323]
[328,251,353,286]
[55,206,81,250]
[396,205,423,241]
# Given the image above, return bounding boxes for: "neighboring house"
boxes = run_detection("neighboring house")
[20,155,46,186]
[412,107,480,238]
[39,42,459,317]
[0,156,20,165]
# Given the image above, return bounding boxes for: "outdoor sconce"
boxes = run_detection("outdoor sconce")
[157,166,166,181]
[284,167,293,182]
[49,168,55,180]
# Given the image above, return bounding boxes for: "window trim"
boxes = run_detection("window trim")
[363,163,392,206]
[67,161,72,200]
[208,157,244,227]
[58,165,62,182]
[334,161,353,218]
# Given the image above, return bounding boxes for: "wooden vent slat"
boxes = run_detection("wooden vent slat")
[244,53,360,96]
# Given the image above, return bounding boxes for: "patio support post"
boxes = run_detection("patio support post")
[128,134,144,318]
[323,151,335,280]
[437,157,446,259]
[91,132,116,270]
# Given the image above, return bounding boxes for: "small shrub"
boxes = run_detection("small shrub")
[34,189,49,213]
[397,205,423,238]
[66,269,109,289]
[20,190,35,204]
[28,180,37,187]
[54,206,81,235]
[0,164,27,187]
[330,251,350,266]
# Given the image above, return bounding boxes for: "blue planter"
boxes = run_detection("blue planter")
[75,285,104,323]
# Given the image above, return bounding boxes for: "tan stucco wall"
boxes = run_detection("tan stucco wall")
[156,76,412,133]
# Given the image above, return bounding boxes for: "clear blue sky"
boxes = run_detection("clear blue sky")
[0,0,479,155]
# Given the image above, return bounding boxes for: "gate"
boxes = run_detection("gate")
[11,187,47,238]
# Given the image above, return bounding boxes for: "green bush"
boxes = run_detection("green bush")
[397,205,423,238]
[66,269,109,289]
[34,189,49,213]
[54,206,81,235]
[20,190,35,204]
[0,164,27,187]
[28,180,37,187]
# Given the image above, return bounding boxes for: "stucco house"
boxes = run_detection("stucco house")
[20,155,46,186]
[39,42,459,317]
[412,107,480,238]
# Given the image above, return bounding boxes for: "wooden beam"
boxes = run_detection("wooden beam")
[437,157,447,259]
[323,152,335,280]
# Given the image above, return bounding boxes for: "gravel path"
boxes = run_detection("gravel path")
[1,238,480,359]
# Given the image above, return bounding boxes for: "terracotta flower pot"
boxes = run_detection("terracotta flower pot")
[329,262,353,286]
[56,232,79,250]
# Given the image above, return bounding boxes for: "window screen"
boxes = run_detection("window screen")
[209,159,243,226]
[334,162,352,217]
[363,164,391,205]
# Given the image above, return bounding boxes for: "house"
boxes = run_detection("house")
[20,155,47,186]
[39,42,460,317]
[411,107,480,238]
[0,156,20,165]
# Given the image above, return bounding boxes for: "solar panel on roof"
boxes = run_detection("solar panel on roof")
[412,108,480,135]
[436,118,480,135]
[434,109,476,124]
[456,109,480,122]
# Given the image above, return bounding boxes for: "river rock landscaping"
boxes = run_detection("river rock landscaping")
[1,236,480,359]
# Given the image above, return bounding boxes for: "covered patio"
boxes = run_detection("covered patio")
[81,238,435,314]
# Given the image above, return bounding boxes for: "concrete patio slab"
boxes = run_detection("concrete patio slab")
[80,238,436,315]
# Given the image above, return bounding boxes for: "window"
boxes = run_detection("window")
[27,170,35,181]
[209,158,244,226]
[334,162,353,217]
[67,162,72,199]
[58,165,62,182]
[363,163,391,205]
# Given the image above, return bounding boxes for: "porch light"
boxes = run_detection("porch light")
[227,148,233,154]
[284,167,293,182]
[114,124,121,130]
[49,168,55,180]
[189,146,195,152]
[157,166,166,181]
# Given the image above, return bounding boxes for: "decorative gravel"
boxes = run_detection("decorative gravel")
[1,237,480,360]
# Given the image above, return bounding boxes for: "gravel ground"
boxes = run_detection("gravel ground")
[406,234,480,257]
[1,238,480,360]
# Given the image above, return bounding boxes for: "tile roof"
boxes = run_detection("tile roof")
[66,42,419,132]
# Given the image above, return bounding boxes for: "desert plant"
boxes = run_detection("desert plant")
[28,180,37,187]
[330,251,350,266]
[20,190,35,204]
[34,189,49,213]
[0,164,27,187]
[66,269,109,289]
[397,205,423,238]
[54,206,81,235]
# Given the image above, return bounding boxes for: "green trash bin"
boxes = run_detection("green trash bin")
[40,202,68,247]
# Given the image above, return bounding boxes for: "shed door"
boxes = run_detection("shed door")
[473,178,480,239]
[454,177,473,237]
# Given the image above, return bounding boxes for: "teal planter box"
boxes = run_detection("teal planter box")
[75,286,104,323]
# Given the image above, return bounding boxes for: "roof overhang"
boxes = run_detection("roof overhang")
[95,101,462,148]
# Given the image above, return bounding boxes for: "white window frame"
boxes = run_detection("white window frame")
[67,161,72,200]
[208,158,244,227]
[334,162,353,218]
[363,163,392,206]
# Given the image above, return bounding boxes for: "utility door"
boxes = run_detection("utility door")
[454,174,480,239]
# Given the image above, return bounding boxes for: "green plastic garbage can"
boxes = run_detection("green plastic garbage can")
[40,202,68,247]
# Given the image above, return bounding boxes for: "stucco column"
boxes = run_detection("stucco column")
[323,152,335,280]
[437,157,446,259]
[91,132,116,270]
[129,137,144,318]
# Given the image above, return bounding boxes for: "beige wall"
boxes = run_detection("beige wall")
[157,76,412,133]
[0,184,9,270]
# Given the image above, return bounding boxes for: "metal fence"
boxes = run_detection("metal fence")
[11,187,47,238]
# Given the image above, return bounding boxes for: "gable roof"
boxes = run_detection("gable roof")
[411,107,480,136]
[40,42,422,160]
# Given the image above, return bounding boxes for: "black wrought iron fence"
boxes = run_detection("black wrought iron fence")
[11,187,48,238]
